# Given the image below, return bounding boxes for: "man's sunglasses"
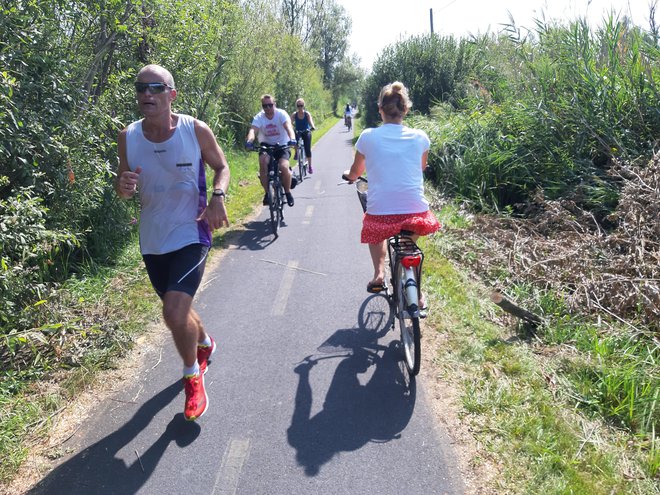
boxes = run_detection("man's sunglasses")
[262,103,274,108]
[296,104,304,107]
[135,82,173,94]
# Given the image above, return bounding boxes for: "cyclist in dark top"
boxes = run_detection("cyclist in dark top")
[290,98,316,173]
[344,103,353,129]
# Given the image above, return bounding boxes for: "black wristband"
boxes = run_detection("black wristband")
[212,189,225,197]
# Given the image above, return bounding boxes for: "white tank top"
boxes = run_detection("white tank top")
[125,114,211,255]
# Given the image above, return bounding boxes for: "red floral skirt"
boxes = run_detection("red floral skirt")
[361,210,440,244]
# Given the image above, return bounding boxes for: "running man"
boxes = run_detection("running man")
[115,64,230,421]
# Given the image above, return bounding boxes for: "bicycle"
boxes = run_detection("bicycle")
[295,130,310,181]
[344,114,352,131]
[250,143,292,237]
[342,175,424,376]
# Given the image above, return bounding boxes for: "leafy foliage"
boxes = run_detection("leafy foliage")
[362,34,483,127]
[306,0,351,84]
[331,54,365,111]
[0,0,332,362]
[0,189,78,330]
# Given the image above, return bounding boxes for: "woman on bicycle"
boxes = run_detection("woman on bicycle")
[290,98,316,173]
[343,81,439,309]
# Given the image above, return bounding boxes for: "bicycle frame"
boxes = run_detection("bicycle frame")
[388,234,423,375]
[388,236,424,318]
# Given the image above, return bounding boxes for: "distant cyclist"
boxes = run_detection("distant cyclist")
[343,81,439,311]
[246,94,297,207]
[344,103,352,130]
[290,98,316,173]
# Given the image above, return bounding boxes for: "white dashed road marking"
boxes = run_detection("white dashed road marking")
[271,260,299,315]
[212,438,251,495]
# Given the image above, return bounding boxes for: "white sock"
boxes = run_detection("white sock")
[183,361,200,377]
[199,335,212,347]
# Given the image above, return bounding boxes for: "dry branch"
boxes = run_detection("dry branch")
[490,292,543,326]
[452,154,660,332]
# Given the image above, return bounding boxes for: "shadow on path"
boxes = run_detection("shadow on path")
[224,218,284,251]
[287,295,416,476]
[29,380,200,495]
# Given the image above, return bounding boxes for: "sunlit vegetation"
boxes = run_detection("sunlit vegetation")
[1,0,658,491]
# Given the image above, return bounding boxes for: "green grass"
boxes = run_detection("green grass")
[421,201,659,493]
[0,236,158,484]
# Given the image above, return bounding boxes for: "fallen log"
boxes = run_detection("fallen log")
[490,291,543,326]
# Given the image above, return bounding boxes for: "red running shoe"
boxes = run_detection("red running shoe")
[183,373,208,421]
[197,336,216,375]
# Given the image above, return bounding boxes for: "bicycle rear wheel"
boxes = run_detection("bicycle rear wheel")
[394,260,421,375]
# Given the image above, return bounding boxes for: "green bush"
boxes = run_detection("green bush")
[361,34,482,126]
[0,188,78,330]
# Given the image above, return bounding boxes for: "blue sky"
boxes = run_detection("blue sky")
[336,0,655,69]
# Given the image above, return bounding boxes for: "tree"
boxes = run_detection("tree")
[331,54,365,110]
[281,0,309,37]
[308,0,351,84]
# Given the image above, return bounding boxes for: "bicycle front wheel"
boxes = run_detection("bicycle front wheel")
[267,180,280,236]
[394,261,421,375]
[298,147,306,181]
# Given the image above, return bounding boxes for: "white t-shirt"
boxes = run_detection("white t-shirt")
[355,123,430,215]
[251,108,291,145]
[125,114,211,255]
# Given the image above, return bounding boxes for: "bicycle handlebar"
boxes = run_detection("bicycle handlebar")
[340,175,368,212]
[341,174,367,185]
[247,143,293,153]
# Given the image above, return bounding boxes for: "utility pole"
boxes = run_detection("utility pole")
[430,8,434,34]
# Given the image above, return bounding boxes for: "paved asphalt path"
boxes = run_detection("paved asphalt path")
[29,121,464,495]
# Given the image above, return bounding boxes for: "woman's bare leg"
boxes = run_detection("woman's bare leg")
[368,241,387,286]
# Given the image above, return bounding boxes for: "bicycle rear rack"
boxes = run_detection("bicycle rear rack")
[389,235,423,261]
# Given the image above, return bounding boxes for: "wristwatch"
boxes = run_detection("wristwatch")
[212,188,225,198]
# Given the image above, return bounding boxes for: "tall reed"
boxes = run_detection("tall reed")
[421,15,660,213]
